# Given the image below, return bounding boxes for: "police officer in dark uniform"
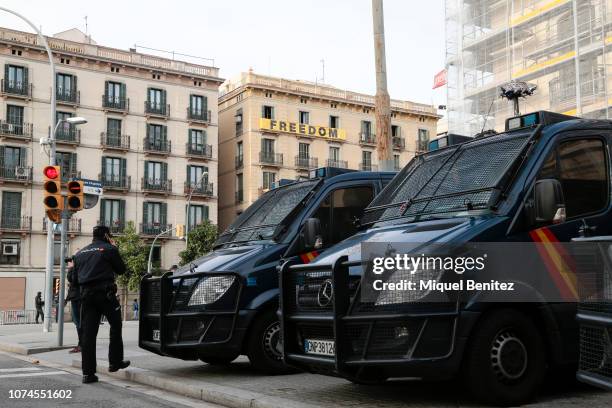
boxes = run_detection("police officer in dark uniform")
[73,225,130,384]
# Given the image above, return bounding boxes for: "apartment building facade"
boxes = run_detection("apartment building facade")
[446,0,611,135]
[217,71,439,230]
[0,27,222,310]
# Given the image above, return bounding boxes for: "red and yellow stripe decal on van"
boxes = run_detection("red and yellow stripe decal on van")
[529,227,578,301]
[300,251,319,264]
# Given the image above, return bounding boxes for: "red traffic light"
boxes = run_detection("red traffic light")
[44,166,59,179]
[67,181,82,194]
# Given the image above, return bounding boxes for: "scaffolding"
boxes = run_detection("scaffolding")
[446,0,612,135]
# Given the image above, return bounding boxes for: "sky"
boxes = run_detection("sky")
[0,0,447,106]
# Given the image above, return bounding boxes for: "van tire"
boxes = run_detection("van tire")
[246,310,295,375]
[199,354,238,365]
[461,309,546,406]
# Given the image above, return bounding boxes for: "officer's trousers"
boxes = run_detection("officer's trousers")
[80,289,123,375]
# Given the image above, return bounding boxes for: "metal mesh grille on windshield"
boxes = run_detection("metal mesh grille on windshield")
[361,132,532,225]
[218,180,318,244]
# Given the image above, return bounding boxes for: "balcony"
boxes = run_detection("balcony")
[359,162,378,172]
[1,79,32,99]
[295,156,318,169]
[143,138,171,155]
[185,143,213,160]
[43,218,81,234]
[102,94,129,112]
[392,136,406,150]
[56,88,79,106]
[0,165,32,184]
[359,132,376,146]
[141,178,172,195]
[235,155,244,169]
[184,181,214,197]
[259,152,283,167]
[0,120,33,142]
[140,222,172,237]
[96,219,125,234]
[0,215,31,233]
[144,101,169,118]
[101,132,130,151]
[55,126,81,145]
[235,190,244,204]
[99,173,131,192]
[326,159,348,169]
[187,108,211,124]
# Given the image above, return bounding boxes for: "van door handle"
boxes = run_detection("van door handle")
[578,219,597,237]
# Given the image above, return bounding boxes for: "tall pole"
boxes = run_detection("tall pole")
[57,204,69,346]
[0,7,57,332]
[372,0,393,171]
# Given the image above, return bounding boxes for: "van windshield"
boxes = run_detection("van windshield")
[361,131,533,226]
[216,179,320,245]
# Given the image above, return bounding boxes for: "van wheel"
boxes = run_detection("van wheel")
[199,354,238,366]
[462,309,546,406]
[246,310,295,374]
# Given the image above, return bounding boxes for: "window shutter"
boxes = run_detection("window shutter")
[72,75,77,93]
[202,96,208,116]
[104,80,109,96]
[120,158,127,178]
[99,199,106,223]
[160,202,168,226]
[271,107,274,120]
[161,162,168,181]
[186,165,191,183]
[119,200,126,226]
[19,147,26,166]
[4,64,8,82]
[202,130,207,145]
[143,201,148,224]
[261,105,266,118]
[144,161,149,180]
[203,166,209,184]
[101,156,107,177]
[120,83,126,99]
[161,90,166,108]
[146,123,151,139]
[0,146,4,168]
[203,205,209,221]
[146,87,151,103]
[161,125,167,143]
[23,67,28,89]
[70,152,77,174]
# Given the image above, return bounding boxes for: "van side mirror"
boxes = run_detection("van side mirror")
[534,179,566,224]
[301,218,322,250]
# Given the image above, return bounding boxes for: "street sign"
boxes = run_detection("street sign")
[81,179,103,196]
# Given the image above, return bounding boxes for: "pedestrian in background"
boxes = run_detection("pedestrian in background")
[66,257,81,353]
[132,299,139,320]
[34,292,44,323]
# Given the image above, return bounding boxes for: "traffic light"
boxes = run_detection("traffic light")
[66,180,84,211]
[43,166,63,216]
[176,224,185,238]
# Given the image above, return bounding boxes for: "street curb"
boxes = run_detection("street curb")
[0,341,75,355]
[72,358,318,408]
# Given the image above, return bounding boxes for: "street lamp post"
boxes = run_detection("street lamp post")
[0,7,58,333]
[185,172,208,248]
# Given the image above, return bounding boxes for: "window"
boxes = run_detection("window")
[362,151,372,166]
[394,154,400,170]
[261,138,275,155]
[107,118,122,137]
[146,124,167,148]
[299,111,309,125]
[311,186,375,246]
[5,65,27,92]
[391,125,401,137]
[263,171,276,190]
[56,111,73,137]
[190,94,207,118]
[329,115,339,129]
[538,138,608,218]
[105,81,124,103]
[236,142,243,166]
[143,202,167,231]
[187,204,209,229]
[189,129,206,151]
[2,146,26,172]
[262,105,274,119]
[299,143,310,159]
[53,240,63,265]
[188,165,208,185]
[236,174,244,202]
[147,88,165,111]
[100,199,125,232]
[1,191,21,229]
[145,161,164,183]
[235,108,243,135]
[361,120,372,136]
[102,156,126,186]
[6,105,24,129]
[56,73,76,100]
[56,151,76,180]
[418,129,430,151]
[329,146,340,161]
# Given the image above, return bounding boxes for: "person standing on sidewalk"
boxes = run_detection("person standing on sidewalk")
[73,225,130,384]
[34,292,44,323]
[66,257,81,353]
[132,299,139,320]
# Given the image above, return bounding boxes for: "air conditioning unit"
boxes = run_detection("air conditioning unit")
[15,166,29,179]
[2,243,18,256]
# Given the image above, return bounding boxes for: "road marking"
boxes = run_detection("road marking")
[0,371,68,379]
[0,367,42,373]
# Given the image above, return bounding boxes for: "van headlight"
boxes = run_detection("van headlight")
[374,267,441,305]
[188,276,236,306]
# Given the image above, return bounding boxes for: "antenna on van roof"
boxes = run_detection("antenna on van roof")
[500,80,537,116]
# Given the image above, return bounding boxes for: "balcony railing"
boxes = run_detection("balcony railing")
[99,173,131,190]
[56,88,79,104]
[186,143,213,159]
[55,126,81,144]
[0,165,32,183]
[101,132,130,150]
[235,190,244,204]
[0,120,33,140]
[295,155,318,169]
[0,215,31,231]
[184,181,214,196]
[102,94,129,112]
[141,178,172,193]
[42,217,81,233]
[1,79,31,98]
[359,132,376,145]
[326,159,348,169]
[359,162,378,172]
[144,101,169,117]
[97,219,125,234]
[140,222,172,236]
[235,155,244,169]
[259,152,283,166]
[143,138,171,154]
[187,108,211,123]
[394,164,401,171]
[392,136,406,150]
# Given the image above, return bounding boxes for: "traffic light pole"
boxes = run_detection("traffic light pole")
[57,201,71,346]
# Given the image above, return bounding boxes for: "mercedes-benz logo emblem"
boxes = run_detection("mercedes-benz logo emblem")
[317,279,334,307]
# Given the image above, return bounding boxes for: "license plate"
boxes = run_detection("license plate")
[304,339,335,356]
[152,330,160,342]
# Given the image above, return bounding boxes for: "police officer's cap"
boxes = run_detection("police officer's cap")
[93,225,111,239]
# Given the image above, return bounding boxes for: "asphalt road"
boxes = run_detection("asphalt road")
[0,352,220,408]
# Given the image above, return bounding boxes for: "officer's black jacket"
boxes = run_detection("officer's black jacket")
[73,238,126,287]
[66,267,80,301]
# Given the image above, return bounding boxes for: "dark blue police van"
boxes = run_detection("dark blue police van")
[139,167,395,373]
[280,111,612,404]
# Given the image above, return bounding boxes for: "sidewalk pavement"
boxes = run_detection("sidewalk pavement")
[1,322,611,408]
